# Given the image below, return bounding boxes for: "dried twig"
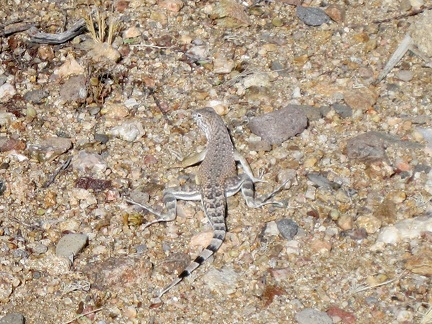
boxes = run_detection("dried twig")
[43,156,72,188]
[350,271,407,295]
[63,307,104,324]
[28,18,87,44]
[0,19,35,37]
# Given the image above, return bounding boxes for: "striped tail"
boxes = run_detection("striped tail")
[157,187,227,299]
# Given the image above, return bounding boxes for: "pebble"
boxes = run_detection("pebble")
[295,308,332,324]
[0,112,16,127]
[356,214,382,234]
[327,306,356,324]
[307,172,340,190]
[295,105,322,121]
[337,214,353,230]
[276,218,299,240]
[0,313,25,324]
[72,151,107,176]
[248,105,308,145]
[264,221,280,236]
[55,55,85,78]
[23,89,48,104]
[94,133,109,144]
[101,103,129,119]
[202,266,239,295]
[213,54,234,74]
[158,0,184,12]
[190,230,213,248]
[212,0,250,28]
[0,83,16,103]
[345,132,387,163]
[270,60,289,77]
[108,120,145,142]
[0,138,25,152]
[123,26,141,39]
[87,42,121,63]
[243,73,271,89]
[324,4,346,23]
[285,240,300,255]
[60,75,87,102]
[310,239,332,254]
[404,247,432,276]
[376,215,432,245]
[83,255,152,290]
[55,233,88,261]
[343,87,377,111]
[248,139,272,152]
[375,225,400,245]
[409,9,432,57]
[27,137,72,162]
[396,70,413,82]
[296,6,330,26]
[332,104,352,118]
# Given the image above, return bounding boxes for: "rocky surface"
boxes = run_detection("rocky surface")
[1,0,432,323]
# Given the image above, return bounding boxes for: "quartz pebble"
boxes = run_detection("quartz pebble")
[108,120,145,142]
[376,215,432,245]
[0,83,16,102]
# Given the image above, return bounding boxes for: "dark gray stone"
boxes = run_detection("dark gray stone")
[276,218,299,240]
[296,6,330,26]
[23,89,48,104]
[332,104,352,118]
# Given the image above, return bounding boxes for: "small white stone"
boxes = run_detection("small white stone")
[264,221,279,236]
[376,225,400,245]
[108,120,145,142]
[56,234,88,260]
[0,83,16,102]
[243,73,271,89]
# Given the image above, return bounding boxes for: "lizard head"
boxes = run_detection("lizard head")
[192,107,223,140]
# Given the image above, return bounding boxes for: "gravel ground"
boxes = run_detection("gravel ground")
[1,1,432,323]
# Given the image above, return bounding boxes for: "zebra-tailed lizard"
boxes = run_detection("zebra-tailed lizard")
[127,107,287,302]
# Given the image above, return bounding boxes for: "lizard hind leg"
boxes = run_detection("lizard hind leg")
[126,186,201,229]
[225,174,287,208]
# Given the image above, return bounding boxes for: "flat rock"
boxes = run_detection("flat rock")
[248,105,308,145]
[60,75,87,102]
[82,255,152,291]
[332,104,352,118]
[0,313,25,324]
[27,137,72,162]
[295,308,333,324]
[404,247,432,276]
[296,6,330,26]
[202,266,239,295]
[343,87,377,111]
[23,89,48,104]
[55,233,88,260]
